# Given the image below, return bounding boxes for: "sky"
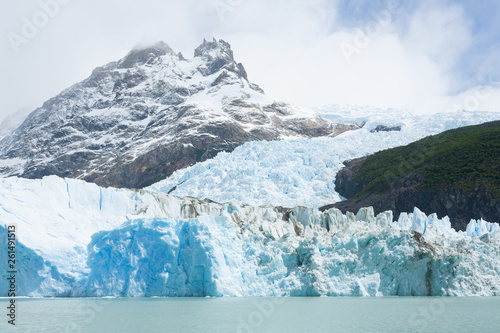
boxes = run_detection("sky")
[1,0,500,123]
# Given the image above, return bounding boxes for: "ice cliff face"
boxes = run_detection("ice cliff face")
[1,176,499,297]
[0,39,340,188]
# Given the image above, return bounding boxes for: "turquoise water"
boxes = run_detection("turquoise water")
[1,297,499,332]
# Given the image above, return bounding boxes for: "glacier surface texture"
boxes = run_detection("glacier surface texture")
[148,108,500,208]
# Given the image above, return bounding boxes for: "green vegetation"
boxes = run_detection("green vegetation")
[354,120,500,198]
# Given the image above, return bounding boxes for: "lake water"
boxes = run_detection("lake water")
[1,297,499,332]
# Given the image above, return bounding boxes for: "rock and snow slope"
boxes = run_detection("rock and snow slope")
[0,39,339,188]
[0,107,31,141]
[148,108,500,208]
[1,176,499,297]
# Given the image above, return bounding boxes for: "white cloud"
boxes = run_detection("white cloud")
[224,1,498,114]
[0,0,498,125]
[402,3,473,92]
[443,86,500,113]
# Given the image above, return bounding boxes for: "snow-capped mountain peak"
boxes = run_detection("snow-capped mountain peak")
[0,39,342,188]
[118,41,175,69]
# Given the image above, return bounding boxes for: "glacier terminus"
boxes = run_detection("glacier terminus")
[0,176,499,297]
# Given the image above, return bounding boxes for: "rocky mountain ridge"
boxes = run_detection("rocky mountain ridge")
[0,39,344,188]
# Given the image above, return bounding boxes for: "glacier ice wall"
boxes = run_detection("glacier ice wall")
[1,176,499,297]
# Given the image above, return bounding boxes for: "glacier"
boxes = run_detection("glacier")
[1,176,499,297]
[147,108,500,208]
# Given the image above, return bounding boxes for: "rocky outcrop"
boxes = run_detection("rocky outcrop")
[331,157,367,199]
[370,125,401,133]
[323,160,500,231]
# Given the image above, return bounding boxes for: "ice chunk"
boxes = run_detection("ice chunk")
[356,207,375,223]
[412,207,427,234]
[375,211,393,228]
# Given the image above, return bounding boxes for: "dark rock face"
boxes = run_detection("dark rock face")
[332,157,367,199]
[0,39,343,189]
[322,159,500,231]
[370,125,401,133]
